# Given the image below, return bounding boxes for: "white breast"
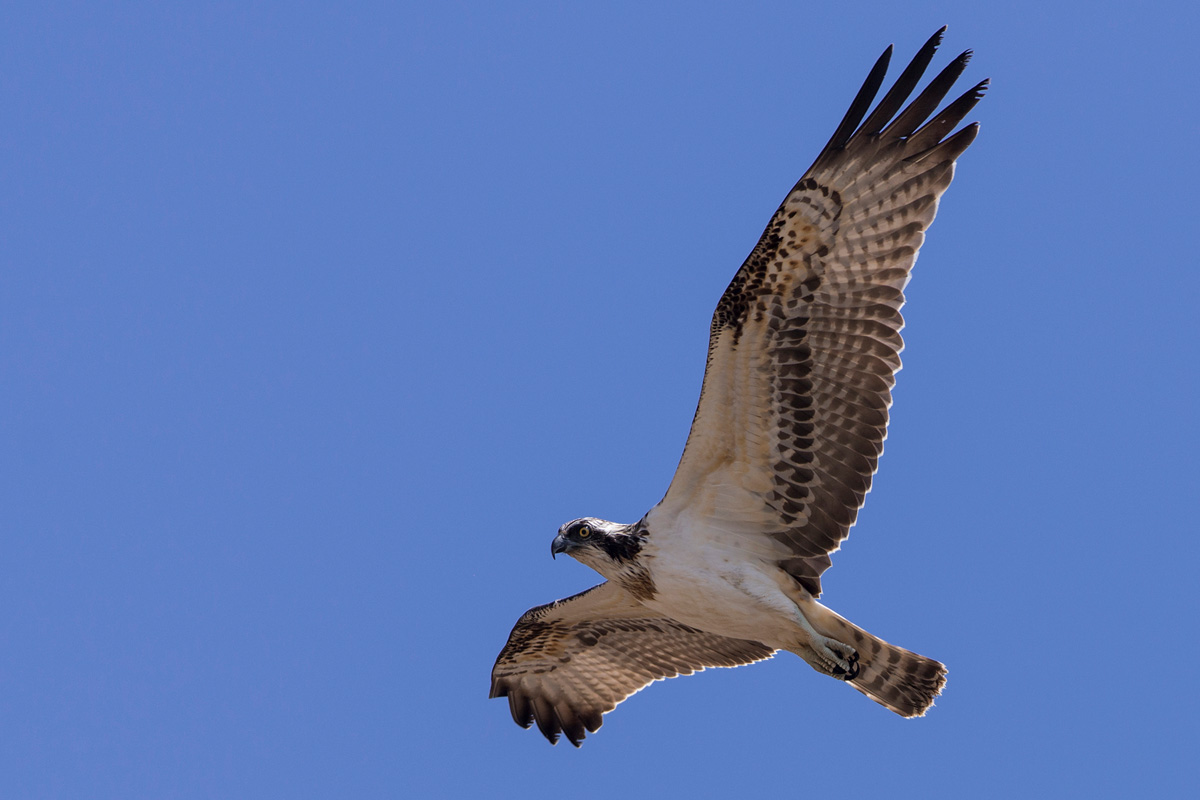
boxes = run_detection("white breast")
[639,504,801,648]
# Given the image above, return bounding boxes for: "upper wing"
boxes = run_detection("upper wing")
[490,582,775,746]
[654,29,986,596]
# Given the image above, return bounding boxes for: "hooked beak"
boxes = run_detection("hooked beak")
[551,534,569,559]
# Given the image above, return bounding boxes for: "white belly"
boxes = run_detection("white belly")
[638,509,802,647]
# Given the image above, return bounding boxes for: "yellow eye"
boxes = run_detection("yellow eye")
[577,525,591,538]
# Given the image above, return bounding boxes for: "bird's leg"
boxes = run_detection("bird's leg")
[791,603,859,680]
[729,566,860,680]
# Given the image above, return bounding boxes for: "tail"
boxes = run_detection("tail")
[808,602,947,717]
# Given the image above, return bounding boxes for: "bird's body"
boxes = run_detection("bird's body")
[492,29,985,746]
[641,506,803,646]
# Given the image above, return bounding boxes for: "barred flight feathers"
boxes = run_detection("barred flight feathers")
[490,582,774,746]
[658,29,986,598]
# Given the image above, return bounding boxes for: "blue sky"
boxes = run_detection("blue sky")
[3,1,1198,797]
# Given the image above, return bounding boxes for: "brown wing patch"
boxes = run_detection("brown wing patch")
[713,180,835,344]
[490,583,775,746]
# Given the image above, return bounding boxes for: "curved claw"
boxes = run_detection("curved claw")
[831,649,860,681]
[845,651,861,681]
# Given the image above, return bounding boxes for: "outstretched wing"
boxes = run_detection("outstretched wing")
[490,582,775,746]
[654,29,986,596]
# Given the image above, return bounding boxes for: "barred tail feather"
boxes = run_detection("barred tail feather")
[810,603,947,717]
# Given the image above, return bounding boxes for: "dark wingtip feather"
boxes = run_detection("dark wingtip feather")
[805,29,985,178]
[919,121,980,165]
[507,692,534,729]
[808,43,893,171]
[531,697,563,744]
[581,709,604,733]
[882,48,974,141]
[562,723,587,747]
[906,78,989,156]
[556,706,588,747]
[536,721,561,745]
[853,27,947,140]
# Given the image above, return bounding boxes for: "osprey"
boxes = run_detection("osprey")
[491,29,985,746]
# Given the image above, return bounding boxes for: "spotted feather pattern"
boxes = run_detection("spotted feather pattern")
[659,29,986,597]
[490,582,774,746]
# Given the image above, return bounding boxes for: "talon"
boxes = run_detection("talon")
[827,648,859,680]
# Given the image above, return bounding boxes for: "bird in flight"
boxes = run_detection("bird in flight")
[491,28,986,746]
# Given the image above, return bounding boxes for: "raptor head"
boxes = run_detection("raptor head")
[551,517,643,577]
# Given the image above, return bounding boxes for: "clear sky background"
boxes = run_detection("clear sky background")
[3,2,1198,798]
